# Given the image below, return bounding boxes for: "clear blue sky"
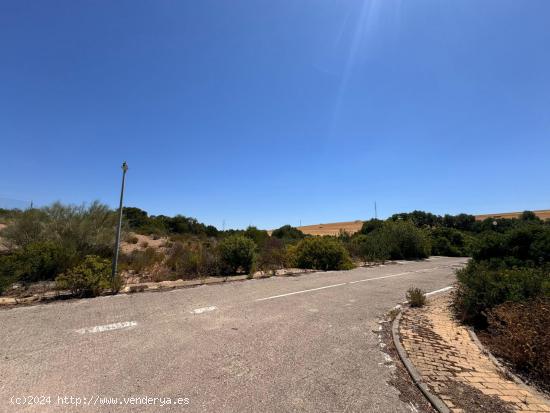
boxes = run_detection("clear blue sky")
[1,1,549,229]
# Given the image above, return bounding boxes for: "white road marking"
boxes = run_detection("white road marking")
[348,271,410,284]
[255,265,457,302]
[426,286,453,296]
[255,283,347,302]
[190,306,218,314]
[76,321,137,334]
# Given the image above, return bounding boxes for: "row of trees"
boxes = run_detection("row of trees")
[2,204,549,299]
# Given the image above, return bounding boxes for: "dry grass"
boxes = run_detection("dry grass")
[474,209,550,221]
[297,220,364,236]
[288,209,550,236]
[120,233,169,254]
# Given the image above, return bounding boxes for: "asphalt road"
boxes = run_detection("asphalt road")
[0,257,467,413]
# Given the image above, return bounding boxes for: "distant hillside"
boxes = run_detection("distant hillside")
[296,209,550,236]
[297,220,364,236]
[474,209,550,221]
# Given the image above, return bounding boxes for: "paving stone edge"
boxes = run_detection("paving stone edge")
[392,309,451,413]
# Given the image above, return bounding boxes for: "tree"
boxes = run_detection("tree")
[271,225,305,243]
[244,226,270,248]
[359,219,383,235]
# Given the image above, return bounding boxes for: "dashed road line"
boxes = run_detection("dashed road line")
[348,271,411,284]
[255,265,453,302]
[254,283,347,302]
[426,286,453,296]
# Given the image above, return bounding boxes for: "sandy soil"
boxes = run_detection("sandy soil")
[120,233,169,253]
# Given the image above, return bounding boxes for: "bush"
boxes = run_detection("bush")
[271,225,305,243]
[123,206,219,237]
[55,255,118,297]
[453,262,550,326]
[350,234,390,262]
[257,237,287,272]
[407,287,427,307]
[120,247,164,273]
[483,298,550,392]
[127,235,139,244]
[472,224,550,267]
[165,241,220,279]
[372,221,431,260]
[0,242,78,292]
[218,235,256,274]
[295,237,354,271]
[359,219,384,235]
[244,226,270,249]
[1,202,117,257]
[430,227,469,257]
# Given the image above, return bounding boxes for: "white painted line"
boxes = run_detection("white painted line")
[255,283,347,302]
[348,272,411,284]
[76,321,137,334]
[426,286,453,296]
[190,306,218,314]
[254,265,456,302]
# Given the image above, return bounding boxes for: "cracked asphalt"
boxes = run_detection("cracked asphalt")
[0,257,467,412]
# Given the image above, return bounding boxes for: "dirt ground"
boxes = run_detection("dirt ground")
[120,232,170,253]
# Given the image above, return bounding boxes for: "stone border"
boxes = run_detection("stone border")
[0,270,312,308]
[392,310,451,413]
[0,261,400,308]
[468,328,550,405]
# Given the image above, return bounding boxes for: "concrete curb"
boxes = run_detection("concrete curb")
[468,328,550,404]
[392,310,451,413]
[0,268,321,308]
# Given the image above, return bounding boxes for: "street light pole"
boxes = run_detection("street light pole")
[112,161,128,283]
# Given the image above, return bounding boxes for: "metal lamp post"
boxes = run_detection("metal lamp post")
[112,161,128,283]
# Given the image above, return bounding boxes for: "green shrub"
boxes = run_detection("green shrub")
[406,287,427,307]
[0,241,77,289]
[218,235,256,274]
[359,219,384,235]
[123,207,219,237]
[295,237,354,271]
[350,234,390,262]
[55,255,118,297]
[372,221,431,260]
[244,226,270,249]
[453,262,550,326]
[1,202,117,257]
[483,298,550,392]
[271,225,305,243]
[430,227,469,256]
[472,224,550,267]
[164,241,220,279]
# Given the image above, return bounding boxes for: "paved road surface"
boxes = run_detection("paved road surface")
[0,257,467,412]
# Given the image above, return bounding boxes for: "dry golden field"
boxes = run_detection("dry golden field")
[294,209,550,236]
[474,209,550,221]
[297,220,364,236]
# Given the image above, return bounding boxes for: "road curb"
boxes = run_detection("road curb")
[392,310,451,413]
[467,328,550,404]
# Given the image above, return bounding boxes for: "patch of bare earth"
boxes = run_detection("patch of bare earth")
[120,232,169,254]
